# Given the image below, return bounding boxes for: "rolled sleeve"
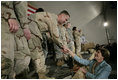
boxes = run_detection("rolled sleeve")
[45,13,64,48]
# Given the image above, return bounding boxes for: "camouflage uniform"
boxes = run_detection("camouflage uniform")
[65,27,75,52]
[73,30,82,58]
[13,2,31,75]
[28,12,64,77]
[1,1,30,78]
[54,25,68,63]
[64,27,75,68]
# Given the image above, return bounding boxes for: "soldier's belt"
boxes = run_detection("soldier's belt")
[41,31,49,34]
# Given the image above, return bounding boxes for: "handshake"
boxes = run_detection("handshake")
[61,46,71,54]
[61,45,75,57]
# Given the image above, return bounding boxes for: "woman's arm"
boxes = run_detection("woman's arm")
[68,50,90,66]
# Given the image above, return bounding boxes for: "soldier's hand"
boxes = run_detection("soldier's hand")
[8,19,19,33]
[23,28,31,40]
[62,46,69,53]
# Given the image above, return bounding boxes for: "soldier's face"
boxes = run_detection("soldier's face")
[58,14,70,24]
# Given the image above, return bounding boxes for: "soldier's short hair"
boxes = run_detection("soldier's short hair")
[96,48,110,61]
[72,26,77,31]
[59,10,70,17]
[36,8,44,12]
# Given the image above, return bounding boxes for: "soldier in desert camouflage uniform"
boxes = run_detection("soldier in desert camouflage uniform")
[72,27,82,58]
[1,1,31,78]
[63,22,75,69]
[28,10,70,78]
[54,24,69,66]
[64,22,75,53]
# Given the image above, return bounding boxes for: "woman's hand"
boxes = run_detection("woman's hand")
[79,67,87,74]
[66,48,76,57]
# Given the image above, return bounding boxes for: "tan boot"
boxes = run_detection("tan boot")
[38,73,46,79]
[56,59,65,66]
[38,72,55,79]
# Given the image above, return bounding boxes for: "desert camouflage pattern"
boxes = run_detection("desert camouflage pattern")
[28,12,64,73]
[1,1,30,78]
[73,30,82,58]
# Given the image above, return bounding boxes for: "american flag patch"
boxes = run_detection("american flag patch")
[28,4,37,16]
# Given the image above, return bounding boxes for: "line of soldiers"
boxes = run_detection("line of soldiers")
[1,1,85,79]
